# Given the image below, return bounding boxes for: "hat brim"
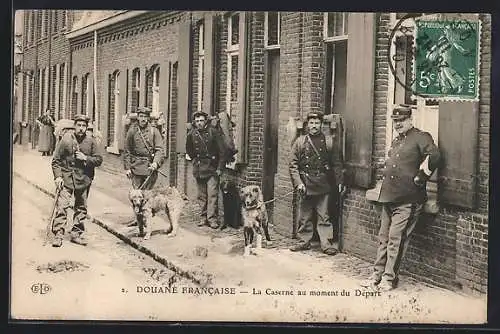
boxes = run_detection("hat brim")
[391,115,410,121]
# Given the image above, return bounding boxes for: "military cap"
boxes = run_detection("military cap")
[58,119,75,130]
[137,106,152,115]
[305,111,324,121]
[192,110,209,119]
[391,105,412,120]
[74,114,90,123]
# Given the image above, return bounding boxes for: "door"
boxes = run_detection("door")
[262,50,280,222]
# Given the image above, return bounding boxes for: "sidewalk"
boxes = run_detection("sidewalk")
[12,146,487,323]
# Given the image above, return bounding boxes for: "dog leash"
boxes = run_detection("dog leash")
[262,189,296,205]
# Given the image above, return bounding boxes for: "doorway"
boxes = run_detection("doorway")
[262,49,280,223]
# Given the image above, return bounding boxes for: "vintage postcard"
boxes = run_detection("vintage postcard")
[11,10,489,324]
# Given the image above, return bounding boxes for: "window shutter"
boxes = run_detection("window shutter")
[203,13,217,116]
[438,101,479,209]
[344,13,376,188]
[176,19,193,153]
[117,69,128,150]
[102,73,110,145]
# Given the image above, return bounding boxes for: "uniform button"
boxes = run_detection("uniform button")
[396,154,400,157]
[392,165,396,168]
[391,176,394,179]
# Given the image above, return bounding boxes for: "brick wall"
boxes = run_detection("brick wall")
[340,13,490,294]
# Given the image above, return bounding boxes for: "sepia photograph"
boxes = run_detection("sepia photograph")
[10,10,490,324]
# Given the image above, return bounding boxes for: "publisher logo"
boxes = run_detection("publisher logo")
[31,283,51,295]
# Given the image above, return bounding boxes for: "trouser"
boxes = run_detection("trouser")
[373,202,424,284]
[132,172,158,190]
[196,175,220,226]
[296,193,333,250]
[52,186,89,237]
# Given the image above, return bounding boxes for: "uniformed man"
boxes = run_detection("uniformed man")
[360,105,441,291]
[186,110,225,229]
[289,111,343,256]
[51,114,103,247]
[124,107,165,190]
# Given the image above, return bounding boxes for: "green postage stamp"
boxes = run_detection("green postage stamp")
[414,19,481,101]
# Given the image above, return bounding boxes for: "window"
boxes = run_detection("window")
[387,13,439,186]
[197,21,205,111]
[50,65,56,113]
[61,10,67,29]
[53,10,59,33]
[226,13,240,118]
[324,12,348,41]
[58,64,65,120]
[81,73,89,115]
[152,65,160,116]
[324,13,348,117]
[36,11,42,40]
[131,68,140,112]
[264,12,280,48]
[71,76,78,119]
[42,10,48,38]
[107,70,120,148]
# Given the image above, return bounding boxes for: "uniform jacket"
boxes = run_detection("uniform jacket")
[124,124,165,176]
[186,125,225,179]
[378,127,441,204]
[289,132,344,196]
[52,132,103,191]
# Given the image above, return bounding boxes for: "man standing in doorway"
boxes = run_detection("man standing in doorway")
[186,110,225,229]
[289,111,343,256]
[51,114,103,247]
[360,105,441,291]
[124,106,165,190]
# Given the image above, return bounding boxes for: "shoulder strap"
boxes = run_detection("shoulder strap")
[137,126,153,155]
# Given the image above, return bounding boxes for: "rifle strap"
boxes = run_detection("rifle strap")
[137,126,154,157]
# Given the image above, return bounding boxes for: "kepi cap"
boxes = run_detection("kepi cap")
[74,114,90,123]
[192,110,209,119]
[137,106,152,115]
[391,105,412,121]
[305,111,324,121]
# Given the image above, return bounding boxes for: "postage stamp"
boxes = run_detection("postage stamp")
[413,19,481,101]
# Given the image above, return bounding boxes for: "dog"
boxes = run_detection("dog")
[128,187,187,240]
[239,185,272,256]
[220,179,242,229]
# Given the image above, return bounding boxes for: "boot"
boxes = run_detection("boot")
[52,231,63,247]
[289,241,311,252]
[70,234,88,246]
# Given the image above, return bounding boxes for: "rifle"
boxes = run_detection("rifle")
[44,184,63,245]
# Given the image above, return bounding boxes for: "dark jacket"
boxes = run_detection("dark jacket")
[52,132,103,191]
[186,125,225,179]
[124,124,165,176]
[289,133,344,196]
[378,127,441,204]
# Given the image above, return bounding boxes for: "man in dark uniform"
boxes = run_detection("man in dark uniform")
[124,107,165,190]
[361,105,441,291]
[51,114,103,247]
[289,111,343,256]
[186,110,225,229]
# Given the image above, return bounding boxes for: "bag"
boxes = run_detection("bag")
[213,112,238,164]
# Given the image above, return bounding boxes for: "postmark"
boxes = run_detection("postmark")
[387,14,482,102]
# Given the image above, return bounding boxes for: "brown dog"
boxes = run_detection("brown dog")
[240,185,272,256]
[128,187,187,240]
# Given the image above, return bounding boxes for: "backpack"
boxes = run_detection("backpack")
[211,112,238,164]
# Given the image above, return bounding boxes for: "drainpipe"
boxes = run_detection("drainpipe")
[93,29,99,130]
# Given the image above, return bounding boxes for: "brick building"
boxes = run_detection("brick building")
[16,11,490,295]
